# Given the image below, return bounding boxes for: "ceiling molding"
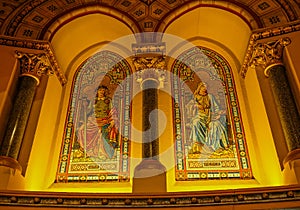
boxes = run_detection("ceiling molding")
[0,0,299,40]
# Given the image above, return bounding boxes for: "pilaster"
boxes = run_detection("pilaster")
[0,51,54,189]
[246,37,300,184]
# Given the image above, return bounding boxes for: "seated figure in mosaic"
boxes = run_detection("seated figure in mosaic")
[186,82,229,154]
[77,85,119,159]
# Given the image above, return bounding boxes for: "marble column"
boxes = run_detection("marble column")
[267,63,300,184]
[248,37,300,183]
[266,65,300,151]
[0,51,53,172]
[142,79,159,159]
[132,56,167,192]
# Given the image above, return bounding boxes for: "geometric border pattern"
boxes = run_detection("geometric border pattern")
[0,186,299,207]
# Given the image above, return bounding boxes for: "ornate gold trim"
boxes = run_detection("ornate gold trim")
[0,156,22,171]
[0,35,67,86]
[133,56,166,89]
[242,37,291,78]
[43,44,67,86]
[0,185,300,208]
[15,51,54,86]
[241,21,300,78]
[132,56,166,70]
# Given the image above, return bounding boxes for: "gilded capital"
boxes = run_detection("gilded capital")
[132,56,166,71]
[15,51,54,85]
[132,56,166,89]
[242,37,291,78]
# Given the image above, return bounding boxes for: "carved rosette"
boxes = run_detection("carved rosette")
[245,37,291,77]
[15,51,54,85]
[132,56,166,89]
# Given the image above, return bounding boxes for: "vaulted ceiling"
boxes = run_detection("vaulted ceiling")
[0,0,299,41]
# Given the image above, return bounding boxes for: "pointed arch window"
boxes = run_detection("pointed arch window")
[57,51,132,182]
[172,47,252,180]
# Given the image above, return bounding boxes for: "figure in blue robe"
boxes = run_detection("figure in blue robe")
[187,82,229,153]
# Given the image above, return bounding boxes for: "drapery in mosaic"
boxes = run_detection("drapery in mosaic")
[57,51,132,182]
[172,47,252,180]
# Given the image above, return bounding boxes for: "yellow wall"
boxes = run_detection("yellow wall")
[1,6,299,193]
[0,46,18,144]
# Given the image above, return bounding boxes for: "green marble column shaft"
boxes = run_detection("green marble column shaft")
[268,65,300,151]
[142,80,159,159]
[0,76,38,158]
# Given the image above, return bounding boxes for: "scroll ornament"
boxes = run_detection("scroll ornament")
[132,56,166,89]
[247,37,291,77]
[15,51,54,85]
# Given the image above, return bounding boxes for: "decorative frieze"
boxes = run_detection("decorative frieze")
[132,56,166,70]
[0,186,300,208]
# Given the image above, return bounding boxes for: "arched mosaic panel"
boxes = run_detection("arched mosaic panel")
[57,51,132,182]
[172,47,252,180]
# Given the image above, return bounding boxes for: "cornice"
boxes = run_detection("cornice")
[0,185,300,208]
[241,20,300,78]
[0,35,67,86]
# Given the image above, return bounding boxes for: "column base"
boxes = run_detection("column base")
[283,149,300,184]
[0,156,24,190]
[133,159,166,193]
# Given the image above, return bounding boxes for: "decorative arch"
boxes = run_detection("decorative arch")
[156,2,261,32]
[56,50,132,182]
[172,47,252,180]
[2,2,140,40]
[43,6,141,41]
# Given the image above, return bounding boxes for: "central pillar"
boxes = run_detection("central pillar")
[132,54,167,192]
[142,79,159,159]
